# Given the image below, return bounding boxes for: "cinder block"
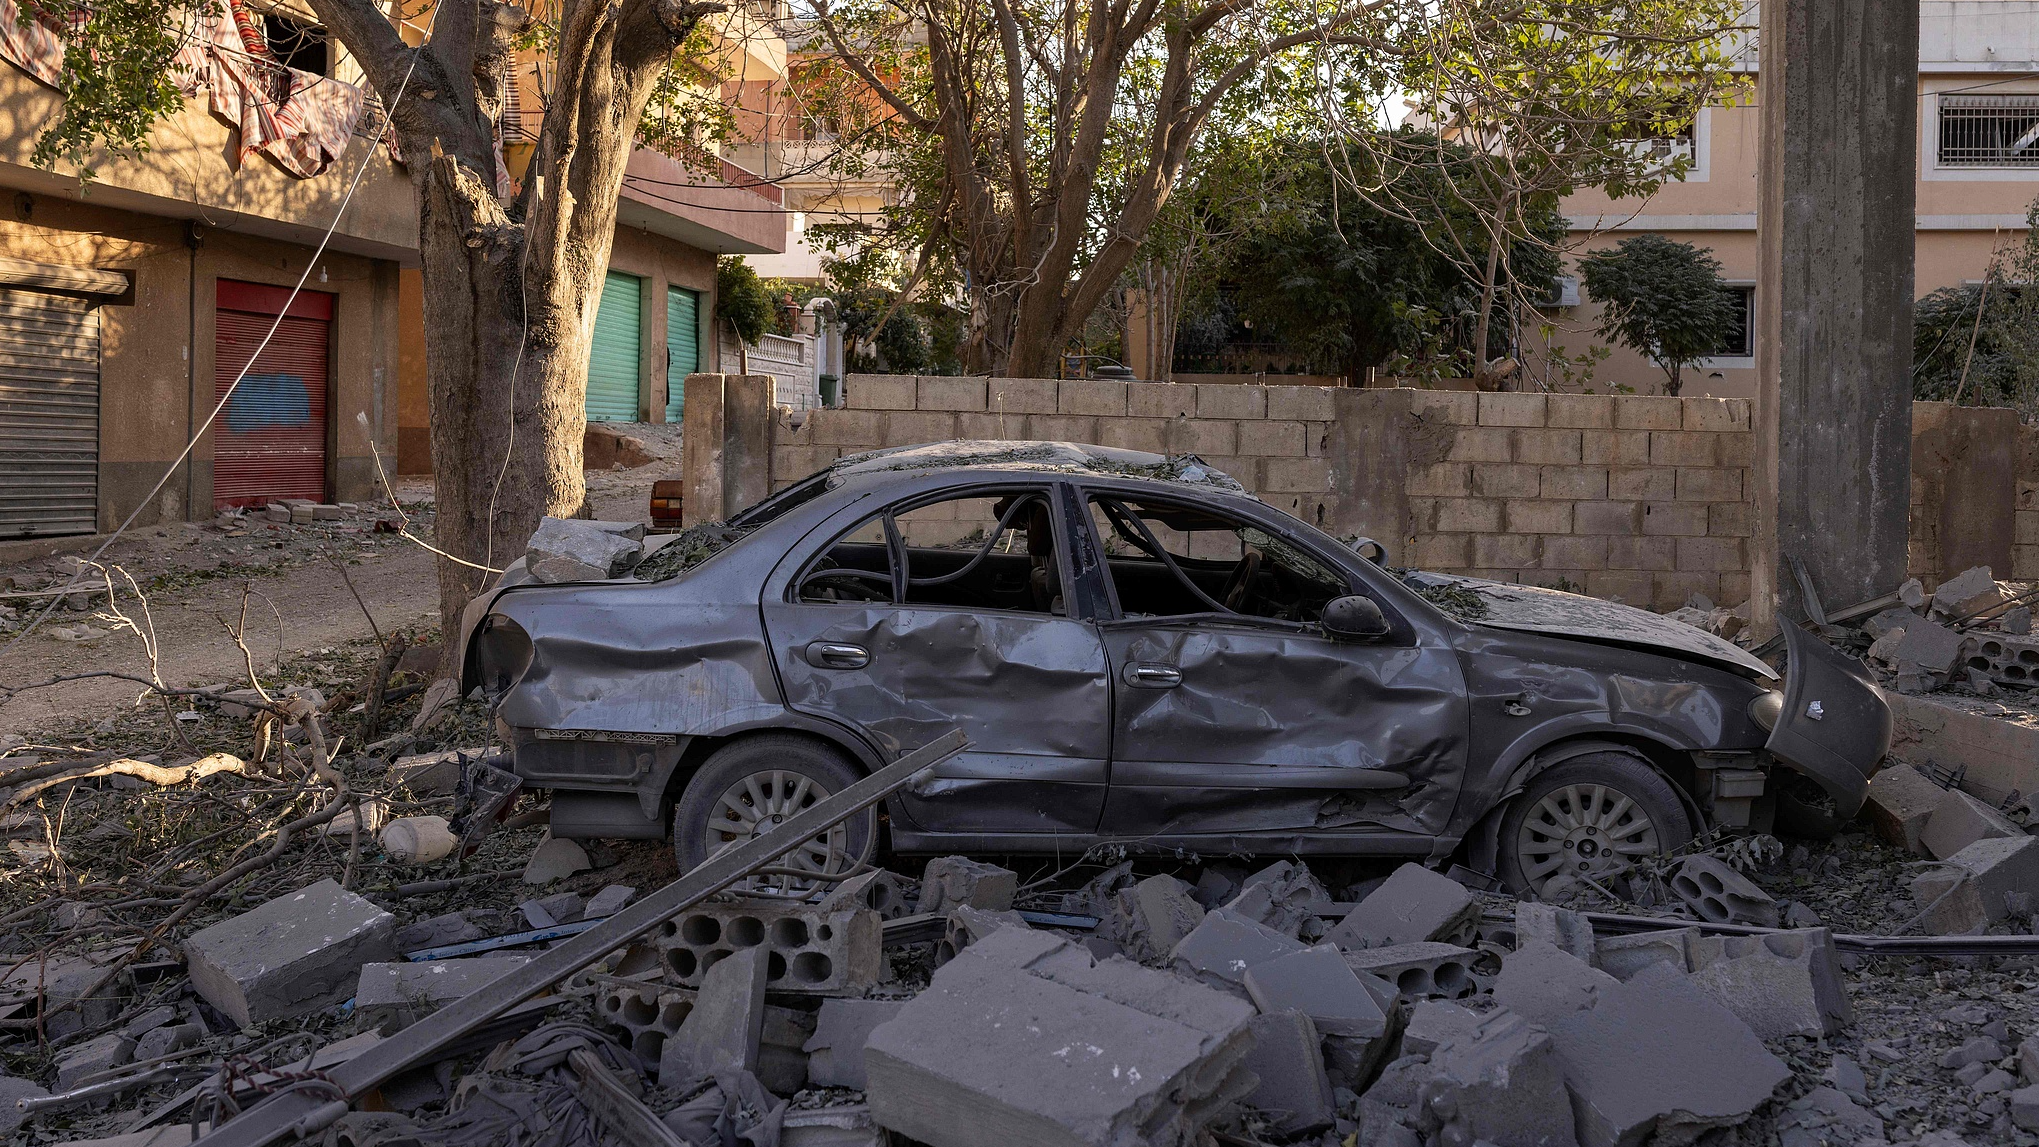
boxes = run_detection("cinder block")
[774,444,840,479]
[1027,414,1099,443]
[986,376,1060,414]
[1432,497,1503,533]
[1581,429,1652,466]
[1099,874,1207,963]
[1864,764,1945,853]
[1641,502,1709,536]
[1326,864,1478,950]
[1541,535,1610,571]
[1477,392,1546,427]
[1240,1011,1336,1135]
[1059,378,1130,417]
[1412,534,1473,568]
[650,899,883,994]
[804,998,905,1090]
[1495,940,1617,1024]
[1649,431,1719,468]
[1504,500,1573,534]
[1165,417,1236,456]
[1472,463,1542,498]
[1612,395,1683,430]
[1911,835,2039,923]
[659,944,768,1088]
[1547,964,1790,1147]
[881,410,958,447]
[1687,929,1853,1038]
[1717,434,1755,467]
[1586,569,1655,604]
[934,905,1030,967]
[817,869,915,920]
[1474,534,1541,569]
[1243,944,1393,1038]
[1676,467,1743,501]
[1683,397,1751,432]
[1608,467,1676,501]
[954,411,1019,439]
[1572,500,1642,535]
[1340,941,1485,1000]
[1228,861,1331,938]
[918,856,1019,914]
[1652,571,1722,611]
[1540,466,1608,500]
[1197,383,1267,420]
[1416,392,1479,424]
[1667,855,1780,926]
[1127,382,1197,418]
[1371,1006,1578,1147]
[1408,462,1474,497]
[1921,787,2022,859]
[182,879,396,1027]
[918,376,987,411]
[1546,393,1615,428]
[55,1032,134,1091]
[848,374,917,410]
[1676,536,1744,573]
[1447,426,1515,463]
[354,957,527,1032]
[1170,907,1306,987]
[1708,502,1752,537]
[1263,457,1332,493]
[1592,928,1696,981]
[1238,419,1306,456]
[1512,428,1584,465]
[807,408,885,446]
[1265,385,1335,422]
[1606,535,1677,571]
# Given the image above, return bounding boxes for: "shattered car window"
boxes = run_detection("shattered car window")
[1088,496,1348,623]
[797,489,1067,614]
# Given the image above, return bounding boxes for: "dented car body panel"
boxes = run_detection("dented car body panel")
[461,441,1891,856]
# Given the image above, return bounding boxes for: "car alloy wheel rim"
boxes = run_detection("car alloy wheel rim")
[1514,782,1662,893]
[708,769,851,896]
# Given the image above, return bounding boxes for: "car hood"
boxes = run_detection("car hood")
[1408,573,1779,681]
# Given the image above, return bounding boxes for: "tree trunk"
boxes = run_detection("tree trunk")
[1471,238,1503,389]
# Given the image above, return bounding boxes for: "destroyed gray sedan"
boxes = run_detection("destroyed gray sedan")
[458,441,1891,894]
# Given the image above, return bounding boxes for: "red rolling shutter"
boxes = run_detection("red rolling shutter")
[213,280,332,508]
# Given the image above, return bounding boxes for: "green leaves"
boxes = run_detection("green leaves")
[715,255,777,344]
[24,0,190,176]
[1577,232,1736,394]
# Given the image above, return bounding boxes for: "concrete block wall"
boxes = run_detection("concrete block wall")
[2019,423,2039,581]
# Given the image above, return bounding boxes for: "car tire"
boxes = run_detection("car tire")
[672,734,874,895]
[1497,751,1695,897]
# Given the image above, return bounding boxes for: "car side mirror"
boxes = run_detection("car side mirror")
[1322,595,1391,640]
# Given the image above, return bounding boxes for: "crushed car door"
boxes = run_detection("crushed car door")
[1083,492,1469,838]
[761,481,1112,835]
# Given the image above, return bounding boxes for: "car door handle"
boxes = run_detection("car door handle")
[1124,663,1182,688]
[805,641,870,670]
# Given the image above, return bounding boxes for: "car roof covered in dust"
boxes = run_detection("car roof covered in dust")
[818,440,1253,494]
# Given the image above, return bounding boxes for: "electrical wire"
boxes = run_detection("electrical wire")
[0,0,443,668]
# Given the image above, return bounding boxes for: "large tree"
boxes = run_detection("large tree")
[1577,232,1736,395]
[35,0,740,632]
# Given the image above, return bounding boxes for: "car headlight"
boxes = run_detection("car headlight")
[1747,690,1784,732]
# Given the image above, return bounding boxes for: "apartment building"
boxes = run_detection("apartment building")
[1547,0,2038,398]
[0,0,413,540]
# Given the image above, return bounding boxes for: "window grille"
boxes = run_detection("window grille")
[1938,94,2039,167]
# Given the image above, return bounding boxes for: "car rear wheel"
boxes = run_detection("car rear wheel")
[673,735,874,896]
[1498,752,1694,897]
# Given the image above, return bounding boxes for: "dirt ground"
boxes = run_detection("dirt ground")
[0,431,678,740]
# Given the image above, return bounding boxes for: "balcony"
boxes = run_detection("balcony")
[618,141,787,255]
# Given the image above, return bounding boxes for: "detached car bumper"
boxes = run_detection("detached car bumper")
[1763,622,1892,819]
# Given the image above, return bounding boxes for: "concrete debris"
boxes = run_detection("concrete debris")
[1242,943,1393,1039]
[1886,617,1975,678]
[1373,1006,1581,1147]
[935,904,1030,967]
[1514,901,1595,963]
[385,748,480,795]
[0,952,132,1037]
[1340,940,1486,1000]
[181,877,396,1027]
[1097,874,1207,963]
[132,1022,204,1062]
[816,869,915,920]
[354,957,528,1032]
[0,1076,47,1135]
[863,927,1257,1147]
[652,898,884,993]
[2006,605,2033,634]
[1901,577,1928,610]
[1933,565,2005,619]
[54,1031,135,1090]
[1862,605,1922,639]
[1168,906,1306,988]
[659,944,769,1088]
[1920,786,2023,860]
[916,855,1019,914]
[1863,763,1947,854]
[583,884,637,918]
[1493,940,1619,1025]
[1592,927,1697,981]
[803,998,905,1090]
[1326,862,1478,950]
[1666,855,1782,927]
[1546,964,1791,1147]
[1239,1010,1335,1135]
[1686,929,1853,1038]
[1226,860,1332,939]
[526,516,645,582]
[395,910,491,953]
[1912,835,2039,928]
[521,834,593,884]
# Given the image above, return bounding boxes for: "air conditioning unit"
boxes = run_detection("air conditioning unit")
[1543,275,1581,308]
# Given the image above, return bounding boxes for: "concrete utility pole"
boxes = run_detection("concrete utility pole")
[1751,0,1920,636]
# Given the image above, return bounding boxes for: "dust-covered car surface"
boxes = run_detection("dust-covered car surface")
[457,440,1890,894]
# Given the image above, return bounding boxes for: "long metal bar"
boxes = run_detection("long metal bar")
[190,728,968,1147]
[1495,907,2039,957]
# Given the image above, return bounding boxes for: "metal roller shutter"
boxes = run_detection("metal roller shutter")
[586,270,642,422]
[665,285,699,422]
[214,280,332,508]
[0,288,99,538]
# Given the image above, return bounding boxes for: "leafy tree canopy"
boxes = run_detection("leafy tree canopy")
[1577,233,1736,395]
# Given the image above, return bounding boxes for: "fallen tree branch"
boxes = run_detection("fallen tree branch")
[1,754,249,813]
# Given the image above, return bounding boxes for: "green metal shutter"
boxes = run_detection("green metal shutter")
[665,286,700,422]
[585,270,642,422]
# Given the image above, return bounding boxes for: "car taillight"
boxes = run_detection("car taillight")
[650,480,684,523]
[474,615,534,698]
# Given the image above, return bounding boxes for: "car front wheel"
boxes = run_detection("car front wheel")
[1498,751,1695,897]
[672,734,874,895]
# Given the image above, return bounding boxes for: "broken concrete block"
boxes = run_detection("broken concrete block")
[123,1006,179,1038]
[380,816,455,865]
[0,1076,47,1134]
[1666,855,1781,927]
[1943,1035,2005,1069]
[354,957,528,1032]
[1401,999,1485,1058]
[386,749,475,796]
[804,998,905,1090]
[584,884,636,918]
[1494,940,1619,1025]
[2019,1035,2039,1085]
[1515,901,1595,964]
[657,899,884,993]
[55,1031,135,1090]
[817,869,914,920]
[522,891,583,927]
[1547,964,1790,1147]
[1339,941,1484,1000]
[1169,906,1306,988]
[181,878,397,1027]
[935,905,1030,967]
[1240,1011,1335,1135]
[132,1022,204,1062]
[1900,577,1927,609]
[526,516,644,582]
[1863,606,1922,640]
[1864,764,1946,854]
[1226,860,1331,939]
[1892,617,1974,677]
[659,944,768,1088]
[1242,944,1392,1039]
[1912,836,2039,925]
[1412,1007,1581,1147]
[864,927,1258,1147]
[2006,606,2034,635]
[0,952,132,1037]
[1934,566,2004,619]
[916,856,1019,915]
[1191,866,1246,909]
[1325,863,1477,950]
[395,911,489,953]
[1098,874,1207,963]
[1921,787,2023,860]
[521,835,592,885]
[1911,871,1991,935]
[781,1105,886,1147]
[1686,929,1853,1038]
[2014,1085,2039,1132]
[1592,928,1697,981]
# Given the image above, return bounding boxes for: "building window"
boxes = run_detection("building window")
[1937,95,2039,168]
[263,13,328,76]
[1719,285,1754,359]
